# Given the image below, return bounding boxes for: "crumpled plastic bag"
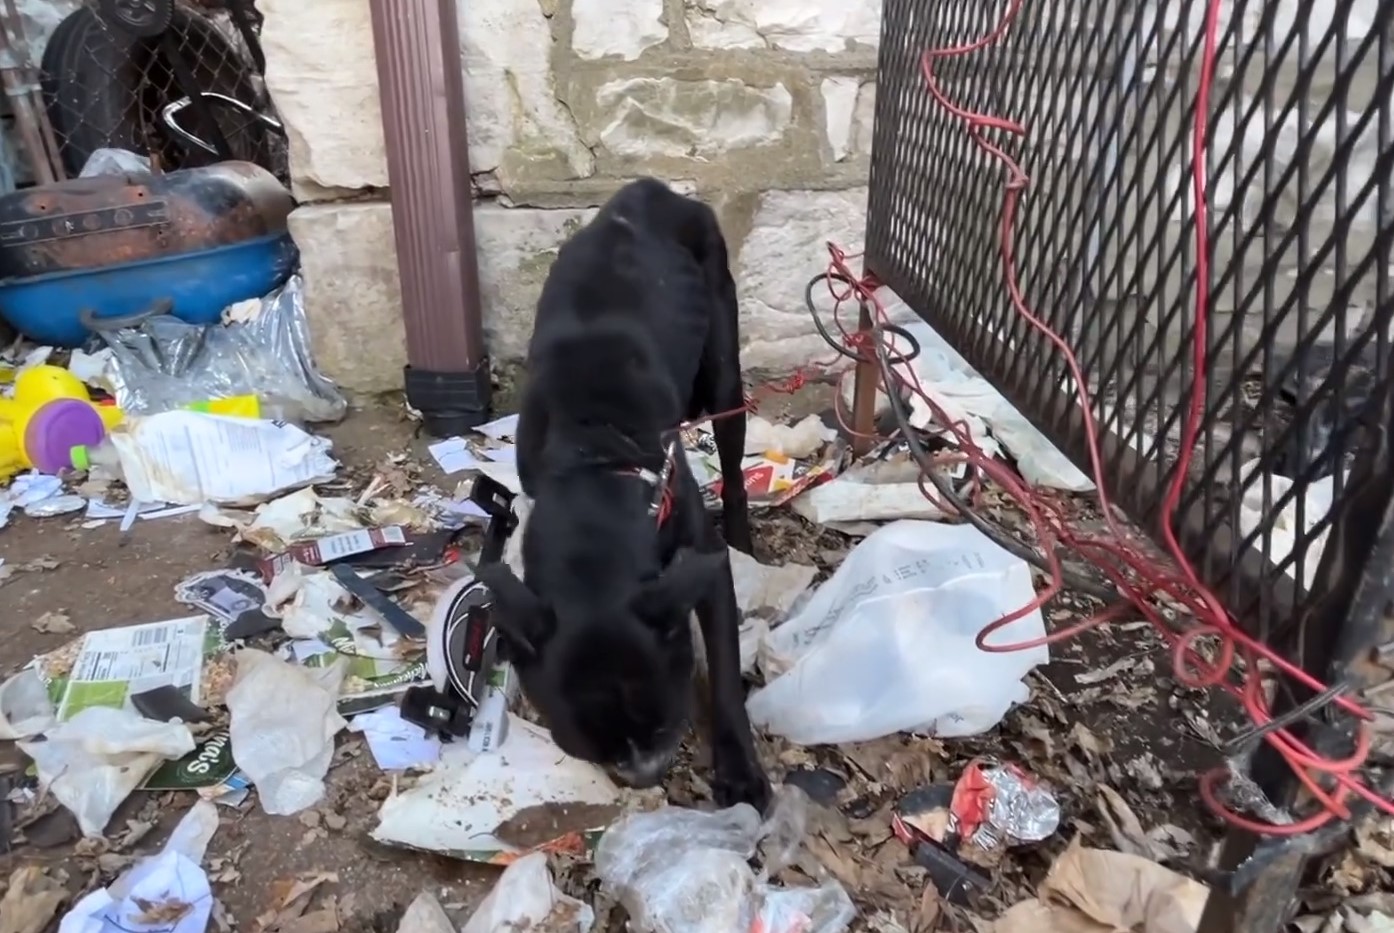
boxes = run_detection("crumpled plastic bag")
[18,706,195,836]
[461,851,594,933]
[595,790,855,933]
[227,649,347,815]
[79,148,152,177]
[746,520,1049,745]
[90,274,347,424]
[0,667,57,739]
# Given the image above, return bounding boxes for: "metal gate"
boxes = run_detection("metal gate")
[862,0,1394,927]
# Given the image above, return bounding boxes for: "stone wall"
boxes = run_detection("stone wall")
[261,0,880,393]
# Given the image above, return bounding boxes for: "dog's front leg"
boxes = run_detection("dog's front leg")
[694,544,771,812]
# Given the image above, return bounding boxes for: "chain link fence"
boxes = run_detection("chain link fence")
[15,0,284,182]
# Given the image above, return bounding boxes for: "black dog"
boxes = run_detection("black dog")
[474,178,770,811]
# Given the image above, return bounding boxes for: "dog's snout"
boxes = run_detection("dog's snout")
[607,749,675,789]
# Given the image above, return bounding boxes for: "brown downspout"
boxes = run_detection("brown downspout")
[369,0,491,436]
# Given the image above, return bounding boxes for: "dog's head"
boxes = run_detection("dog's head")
[474,548,726,788]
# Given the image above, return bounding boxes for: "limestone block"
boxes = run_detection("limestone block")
[460,0,596,183]
[685,0,881,53]
[472,204,598,361]
[288,200,597,391]
[572,0,667,60]
[261,0,388,197]
[593,77,793,159]
[735,188,870,370]
[288,202,405,394]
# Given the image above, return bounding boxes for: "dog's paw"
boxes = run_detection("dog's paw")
[713,757,772,813]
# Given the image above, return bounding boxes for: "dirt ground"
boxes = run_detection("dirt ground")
[1,387,1390,933]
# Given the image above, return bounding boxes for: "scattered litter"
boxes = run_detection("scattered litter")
[1238,460,1337,587]
[79,147,152,177]
[595,792,855,933]
[2,865,67,933]
[18,705,195,836]
[202,487,363,552]
[683,421,840,510]
[791,451,963,525]
[141,729,252,807]
[76,411,338,507]
[989,838,1208,933]
[85,499,200,524]
[96,274,348,423]
[227,649,347,815]
[260,526,408,578]
[347,706,441,771]
[373,716,622,863]
[745,414,837,460]
[428,437,488,474]
[895,760,1060,899]
[24,494,85,517]
[475,412,519,441]
[886,320,1093,491]
[174,571,271,633]
[53,616,213,721]
[726,547,816,674]
[396,892,456,933]
[1,472,65,526]
[60,801,218,933]
[461,851,594,933]
[0,667,56,739]
[747,520,1049,745]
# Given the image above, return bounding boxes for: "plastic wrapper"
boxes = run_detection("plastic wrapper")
[595,789,855,933]
[90,275,348,424]
[17,706,195,837]
[79,148,152,177]
[461,851,594,933]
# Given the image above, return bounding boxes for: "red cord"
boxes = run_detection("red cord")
[807,0,1391,833]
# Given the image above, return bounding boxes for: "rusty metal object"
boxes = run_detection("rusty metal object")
[0,161,292,275]
[850,299,879,456]
[0,0,65,185]
[370,0,491,436]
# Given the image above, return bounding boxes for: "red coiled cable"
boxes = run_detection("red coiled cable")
[813,0,1392,833]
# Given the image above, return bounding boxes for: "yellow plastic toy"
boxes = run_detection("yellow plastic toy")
[0,366,125,480]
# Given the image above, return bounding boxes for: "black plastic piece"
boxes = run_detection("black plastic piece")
[405,360,493,438]
[130,684,212,723]
[330,563,426,639]
[398,685,474,741]
[470,473,518,566]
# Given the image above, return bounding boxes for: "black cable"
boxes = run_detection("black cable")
[802,274,1121,601]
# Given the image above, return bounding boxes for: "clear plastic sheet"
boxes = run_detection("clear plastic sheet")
[595,788,855,933]
[91,275,348,424]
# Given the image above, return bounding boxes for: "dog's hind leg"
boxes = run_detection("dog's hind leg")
[693,527,771,811]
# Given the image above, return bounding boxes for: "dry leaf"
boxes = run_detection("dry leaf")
[1096,785,1153,858]
[134,896,195,925]
[1074,655,1135,685]
[1070,723,1110,758]
[913,884,943,933]
[1,866,68,933]
[31,611,74,634]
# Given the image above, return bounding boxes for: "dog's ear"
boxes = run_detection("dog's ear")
[476,563,551,660]
[632,548,728,628]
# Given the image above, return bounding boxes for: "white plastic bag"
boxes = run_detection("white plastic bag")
[746,520,1049,745]
[227,649,347,815]
[0,667,57,739]
[18,706,195,836]
[79,148,152,177]
[461,851,594,933]
[595,797,854,933]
